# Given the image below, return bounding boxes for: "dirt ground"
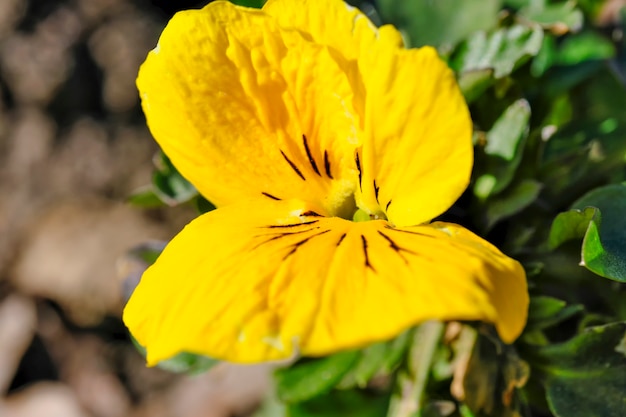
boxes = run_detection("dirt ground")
[0,1,270,416]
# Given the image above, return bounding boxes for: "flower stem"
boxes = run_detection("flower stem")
[387,321,445,417]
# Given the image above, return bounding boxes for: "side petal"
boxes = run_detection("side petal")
[356,46,473,227]
[124,199,527,365]
[301,220,527,353]
[138,2,360,216]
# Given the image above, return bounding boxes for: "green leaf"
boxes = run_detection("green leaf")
[152,152,198,205]
[530,34,558,77]
[288,388,389,417]
[458,68,495,103]
[526,296,584,331]
[483,179,543,230]
[127,186,166,208]
[131,337,217,375]
[557,31,616,66]
[572,184,626,282]
[519,1,583,34]
[193,195,216,214]
[484,100,530,159]
[548,207,598,249]
[475,99,532,199]
[338,331,412,389]
[450,23,543,79]
[528,322,626,417]
[229,0,265,8]
[376,0,501,50]
[155,352,218,375]
[275,350,360,403]
[153,170,197,205]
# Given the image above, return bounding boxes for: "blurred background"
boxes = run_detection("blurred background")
[0,0,271,416]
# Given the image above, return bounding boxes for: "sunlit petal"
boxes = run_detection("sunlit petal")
[356,46,473,227]
[124,200,527,365]
[137,2,361,216]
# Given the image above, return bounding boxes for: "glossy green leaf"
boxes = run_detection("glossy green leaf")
[475,99,532,199]
[572,184,626,282]
[376,0,501,50]
[451,24,543,79]
[528,322,626,417]
[548,207,598,249]
[275,351,360,403]
[526,296,584,331]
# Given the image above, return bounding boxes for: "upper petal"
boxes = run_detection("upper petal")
[124,199,527,365]
[263,0,405,60]
[266,0,473,227]
[356,46,473,227]
[138,1,360,216]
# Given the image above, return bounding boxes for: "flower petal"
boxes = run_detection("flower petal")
[124,199,527,365]
[357,46,474,227]
[263,0,404,60]
[137,1,360,216]
[264,0,473,227]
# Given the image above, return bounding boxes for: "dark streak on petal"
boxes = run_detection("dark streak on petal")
[280,150,306,181]
[264,220,319,229]
[302,134,321,176]
[361,235,375,272]
[377,230,403,252]
[385,200,392,211]
[253,227,320,250]
[377,230,416,264]
[355,152,362,190]
[384,225,433,239]
[336,233,347,247]
[262,192,281,200]
[283,229,332,260]
[324,150,333,179]
[374,180,380,203]
[301,210,323,217]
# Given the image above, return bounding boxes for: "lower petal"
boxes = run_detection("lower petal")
[123,200,527,365]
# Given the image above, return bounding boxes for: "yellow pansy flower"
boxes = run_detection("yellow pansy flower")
[123,0,528,365]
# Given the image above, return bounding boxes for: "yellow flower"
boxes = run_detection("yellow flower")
[123,0,528,365]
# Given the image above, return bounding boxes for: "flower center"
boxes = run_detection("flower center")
[352,208,388,222]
